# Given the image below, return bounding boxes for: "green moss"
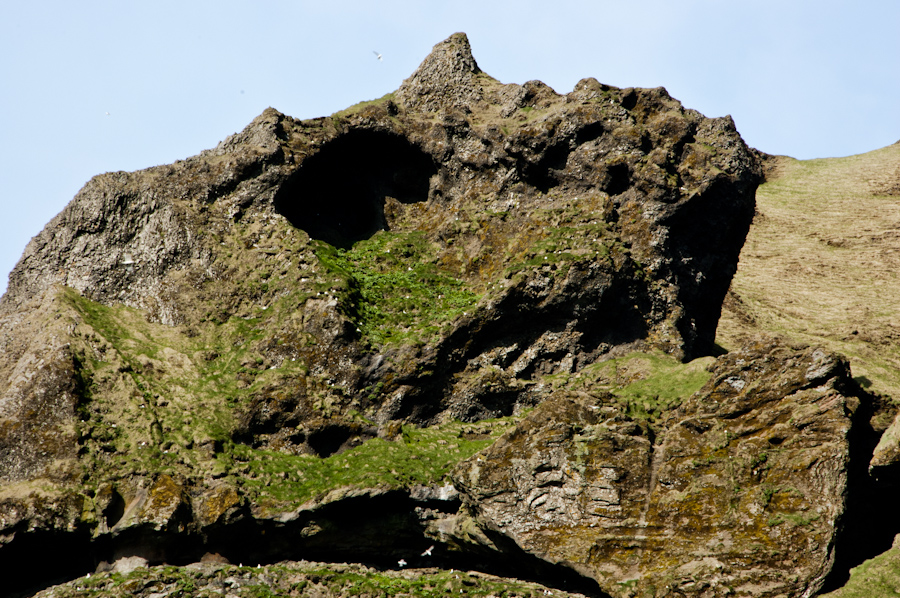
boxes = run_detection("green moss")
[821,544,900,598]
[331,92,396,119]
[313,232,480,347]
[59,562,562,597]
[561,351,714,422]
[233,418,515,509]
[767,511,820,528]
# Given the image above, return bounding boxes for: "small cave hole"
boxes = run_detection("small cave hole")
[605,162,631,196]
[307,423,376,457]
[103,489,126,529]
[274,130,438,248]
[621,90,638,110]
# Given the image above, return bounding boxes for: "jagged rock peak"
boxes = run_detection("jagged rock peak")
[395,32,485,113]
[208,107,287,155]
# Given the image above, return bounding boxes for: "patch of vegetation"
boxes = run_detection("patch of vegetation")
[53,562,568,598]
[820,544,900,598]
[562,351,714,422]
[299,566,555,598]
[313,232,480,347]
[233,418,515,509]
[331,92,396,119]
[767,511,820,528]
[505,222,615,277]
[54,565,204,597]
[612,355,713,419]
[61,287,311,483]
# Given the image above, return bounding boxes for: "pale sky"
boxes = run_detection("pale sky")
[2,1,898,297]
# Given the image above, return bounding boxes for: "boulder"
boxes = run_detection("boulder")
[453,341,870,597]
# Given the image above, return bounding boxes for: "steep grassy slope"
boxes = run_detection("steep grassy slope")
[718,142,900,400]
[717,141,900,596]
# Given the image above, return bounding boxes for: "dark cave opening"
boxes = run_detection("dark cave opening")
[274,130,438,248]
[306,422,377,457]
[8,493,609,598]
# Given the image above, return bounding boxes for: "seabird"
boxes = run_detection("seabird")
[397,558,407,567]
[373,51,383,61]
[421,545,434,557]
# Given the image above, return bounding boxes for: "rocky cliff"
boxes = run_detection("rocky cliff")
[2,33,893,598]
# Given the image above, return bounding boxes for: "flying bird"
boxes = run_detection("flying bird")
[373,51,383,61]
[397,558,407,567]
[421,545,434,557]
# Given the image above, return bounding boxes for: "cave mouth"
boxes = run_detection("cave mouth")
[275,130,439,248]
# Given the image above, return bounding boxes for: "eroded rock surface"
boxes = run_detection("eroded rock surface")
[0,33,784,597]
[453,342,876,597]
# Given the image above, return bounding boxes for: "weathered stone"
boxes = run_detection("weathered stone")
[869,411,900,477]
[110,555,149,574]
[194,482,242,528]
[453,342,868,597]
[0,32,766,595]
[395,32,485,114]
[111,475,191,534]
[0,288,86,484]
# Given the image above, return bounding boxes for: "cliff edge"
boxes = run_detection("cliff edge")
[3,34,881,598]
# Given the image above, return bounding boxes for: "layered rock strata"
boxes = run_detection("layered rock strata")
[453,341,883,597]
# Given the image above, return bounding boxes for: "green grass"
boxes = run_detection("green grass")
[232,418,516,509]
[313,231,480,347]
[62,287,309,482]
[55,562,565,598]
[560,351,715,422]
[331,92,396,119]
[821,544,900,598]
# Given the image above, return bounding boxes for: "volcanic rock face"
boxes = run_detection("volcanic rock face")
[6,32,887,598]
[453,342,869,597]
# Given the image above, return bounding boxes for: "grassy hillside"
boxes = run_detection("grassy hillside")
[718,141,900,399]
[717,142,900,596]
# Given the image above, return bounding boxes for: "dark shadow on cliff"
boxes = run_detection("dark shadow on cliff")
[664,178,756,358]
[274,130,438,248]
[385,270,652,424]
[818,386,900,593]
[7,491,610,598]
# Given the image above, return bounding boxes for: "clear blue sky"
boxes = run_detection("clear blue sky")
[2,1,899,297]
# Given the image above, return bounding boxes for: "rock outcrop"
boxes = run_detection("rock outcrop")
[8,33,890,598]
[452,341,882,597]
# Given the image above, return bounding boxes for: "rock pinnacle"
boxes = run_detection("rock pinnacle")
[395,32,484,113]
